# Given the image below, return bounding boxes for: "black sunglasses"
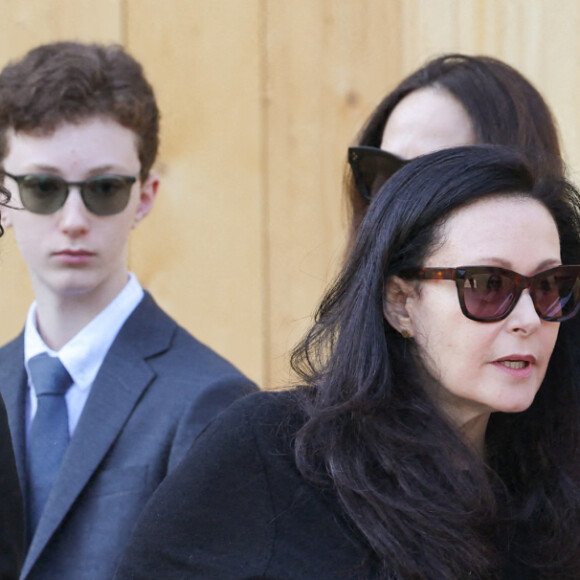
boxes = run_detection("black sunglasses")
[398,265,580,323]
[348,146,409,202]
[2,171,138,216]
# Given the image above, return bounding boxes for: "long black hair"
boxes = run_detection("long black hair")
[292,145,580,579]
[348,54,563,236]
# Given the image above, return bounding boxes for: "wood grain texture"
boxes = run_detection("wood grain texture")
[0,0,123,371]
[125,0,264,383]
[264,0,403,386]
[0,0,576,389]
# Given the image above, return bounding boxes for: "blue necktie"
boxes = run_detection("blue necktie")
[26,353,73,535]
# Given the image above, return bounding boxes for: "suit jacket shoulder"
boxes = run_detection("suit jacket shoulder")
[0,292,257,580]
[109,292,258,466]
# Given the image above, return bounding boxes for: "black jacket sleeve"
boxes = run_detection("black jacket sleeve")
[114,393,276,579]
[0,395,24,580]
[115,391,374,580]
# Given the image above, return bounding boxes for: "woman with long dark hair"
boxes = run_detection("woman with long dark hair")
[347,54,563,237]
[116,145,580,579]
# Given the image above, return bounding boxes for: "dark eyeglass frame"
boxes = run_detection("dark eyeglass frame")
[398,265,580,323]
[2,171,138,216]
[348,146,409,202]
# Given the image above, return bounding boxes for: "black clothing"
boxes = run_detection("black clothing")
[0,394,23,579]
[115,390,533,579]
[116,390,375,579]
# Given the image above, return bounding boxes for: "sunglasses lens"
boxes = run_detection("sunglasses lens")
[402,266,580,323]
[532,269,580,321]
[83,176,133,216]
[350,148,406,201]
[19,175,68,215]
[462,271,516,321]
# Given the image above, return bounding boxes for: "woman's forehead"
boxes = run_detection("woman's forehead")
[423,196,560,273]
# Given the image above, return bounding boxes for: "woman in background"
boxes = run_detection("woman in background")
[116,145,580,579]
[347,54,562,237]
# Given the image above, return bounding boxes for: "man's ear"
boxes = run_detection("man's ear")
[132,172,159,227]
[383,275,415,338]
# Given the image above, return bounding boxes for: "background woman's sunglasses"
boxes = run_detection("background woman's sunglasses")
[398,265,580,322]
[2,171,138,216]
[348,146,408,202]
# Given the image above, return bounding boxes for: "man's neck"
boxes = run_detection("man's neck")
[33,279,129,351]
[34,297,103,351]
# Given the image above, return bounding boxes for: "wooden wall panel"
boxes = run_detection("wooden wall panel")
[0,0,123,366]
[0,0,577,390]
[125,0,264,383]
[0,0,265,385]
[264,0,403,387]
[392,1,580,178]
[0,0,122,55]
[264,0,580,388]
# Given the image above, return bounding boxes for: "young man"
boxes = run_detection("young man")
[0,42,257,580]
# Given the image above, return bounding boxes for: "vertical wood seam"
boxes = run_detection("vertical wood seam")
[259,0,271,388]
[258,0,272,388]
[120,0,128,46]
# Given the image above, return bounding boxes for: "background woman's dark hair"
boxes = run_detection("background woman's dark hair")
[348,54,563,237]
[293,145,580,579]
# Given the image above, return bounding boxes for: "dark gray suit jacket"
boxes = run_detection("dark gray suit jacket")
[0,292,257,580]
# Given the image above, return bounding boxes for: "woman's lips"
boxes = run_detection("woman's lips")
[492,355,536,378]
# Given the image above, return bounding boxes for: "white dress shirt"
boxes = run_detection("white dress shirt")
[24,273,144,439]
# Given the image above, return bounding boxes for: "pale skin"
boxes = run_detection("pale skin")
[0,117,159,350]
[384,196,561,454]
[380,86,477,159]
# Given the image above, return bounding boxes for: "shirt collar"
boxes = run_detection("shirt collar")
[24,273,144,389]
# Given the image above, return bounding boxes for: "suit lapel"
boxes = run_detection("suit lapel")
[22,294,176,578]
[24,354,155,573]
